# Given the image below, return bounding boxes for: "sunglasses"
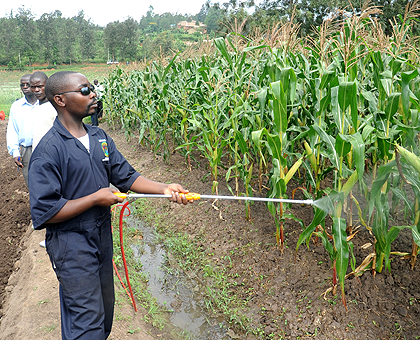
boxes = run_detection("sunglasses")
[56,85,95,96]
[20,83,30,88]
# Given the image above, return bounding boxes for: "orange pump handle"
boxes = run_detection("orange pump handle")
[114,192,201,200]
[180,192,201,200]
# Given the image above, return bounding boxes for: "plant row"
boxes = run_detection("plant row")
[103,7,420,308]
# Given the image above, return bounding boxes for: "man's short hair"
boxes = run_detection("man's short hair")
[45,71,78,103]
[29,71,48,84]
[21,74,32,80]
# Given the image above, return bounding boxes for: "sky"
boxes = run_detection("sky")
[0,1,214,27]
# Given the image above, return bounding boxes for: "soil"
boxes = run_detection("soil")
[0,118,419,340]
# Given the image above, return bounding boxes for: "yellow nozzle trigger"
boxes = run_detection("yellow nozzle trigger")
[114,192,128,199]
[180,192,201,200]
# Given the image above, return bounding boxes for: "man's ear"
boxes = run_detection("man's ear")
[53,95,66,107]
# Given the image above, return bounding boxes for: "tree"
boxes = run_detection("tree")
[37,11,62,65]
[205,3,223,32]
[104,21,120,62]
[120,18,139,61]
[140,6,160,33]
[73,11,97,64]
[153,31,175,56]
[245,0,418,36]
[372,0,419,35]
[60,18,78,64]
[0,13,20,67]
[195,3,209,22]
[15,7,39,67]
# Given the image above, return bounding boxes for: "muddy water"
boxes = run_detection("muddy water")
[126,217,230,340]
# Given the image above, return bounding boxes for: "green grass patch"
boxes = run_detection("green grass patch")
[111,206,187,339]
[41,324,58,332]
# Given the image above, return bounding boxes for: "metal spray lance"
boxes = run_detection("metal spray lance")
[114,192,314,205]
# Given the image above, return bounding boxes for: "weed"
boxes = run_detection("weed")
[327,296,337,306]
[37,299,51,306]
[127,327,141,334]
[42,324,58,332]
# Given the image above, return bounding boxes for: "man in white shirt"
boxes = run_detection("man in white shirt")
[6,74,38,188]
[91,79,104,126]
[31,71,58,150]
[30,71,58,248]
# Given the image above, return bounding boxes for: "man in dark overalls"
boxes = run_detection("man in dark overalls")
[29,71,192,340]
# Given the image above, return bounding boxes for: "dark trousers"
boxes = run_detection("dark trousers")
[91,112,99,126]
[46,218,114,340]
[19,145,32,188]
[91,100,103,126]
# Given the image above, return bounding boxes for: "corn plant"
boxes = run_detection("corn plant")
[394,145,420,267]
[186,72,231,194]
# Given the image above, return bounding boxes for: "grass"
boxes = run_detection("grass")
[41,324,58,332]
[117,198,263,337]
[0,63,117,117]
[111,205,185,338]
[37,299,51,306]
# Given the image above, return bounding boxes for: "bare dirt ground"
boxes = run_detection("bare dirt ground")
[0,118,419,340]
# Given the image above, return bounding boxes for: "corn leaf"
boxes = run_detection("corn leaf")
[296,207,328,253]
[402,70,419,119]
[270,80,288,136]
[332,217,349,302]
[311,124,339,171]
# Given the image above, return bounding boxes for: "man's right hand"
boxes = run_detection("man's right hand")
[13,156,23,168]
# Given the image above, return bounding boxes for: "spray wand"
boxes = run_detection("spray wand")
[115,192,314,205]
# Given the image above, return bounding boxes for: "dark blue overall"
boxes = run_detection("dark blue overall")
[29,118,140,340]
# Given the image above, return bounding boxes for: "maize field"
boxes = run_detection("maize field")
[104,4,420,314]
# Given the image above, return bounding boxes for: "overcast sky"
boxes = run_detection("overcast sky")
[0,1,214,27]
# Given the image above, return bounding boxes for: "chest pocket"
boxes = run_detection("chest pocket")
[102,158,112,180]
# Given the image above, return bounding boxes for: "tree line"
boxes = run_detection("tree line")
[0,1,417,68]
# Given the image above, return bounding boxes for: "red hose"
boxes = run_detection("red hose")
[110,206,131,302]
[111,202,137,312]
[119,201,137,312]
[112,259,131,302]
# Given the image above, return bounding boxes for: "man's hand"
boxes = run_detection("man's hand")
[46,187,125,224]
[93,188,125,207]
[129,176,193,205]
[164,184,194,205]
[14,156,23,169]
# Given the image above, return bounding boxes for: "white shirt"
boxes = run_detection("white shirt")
[94,83,104,100]
[32,102,57,150]
[77,134,90,152]
[6,96,38,158]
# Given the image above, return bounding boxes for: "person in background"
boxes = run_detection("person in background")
[29,71,193,340]
[6,74,38,188]
[30,71,57,248]
[31,71,57,150]
[91,79,103,126]
[30,71,48,105]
